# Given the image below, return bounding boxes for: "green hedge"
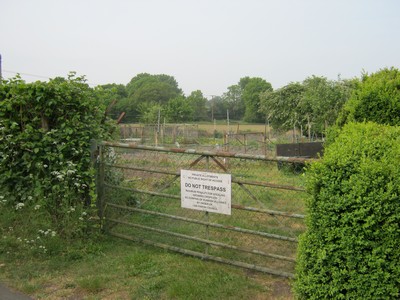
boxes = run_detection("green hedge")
[0,74,113,223]
[295,122,400,299]
[338,67,400,126]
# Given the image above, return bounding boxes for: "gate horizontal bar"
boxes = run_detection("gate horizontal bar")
[231,204,304,219]
[106,164,306,192]
[101,141,313,163]
[109,231,295,278]
[106,202,298,242]
[104,183,305,219]
[105,183,180,199]
[107,217,296,262]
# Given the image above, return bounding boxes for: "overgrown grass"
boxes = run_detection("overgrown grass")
[0,235,293,299]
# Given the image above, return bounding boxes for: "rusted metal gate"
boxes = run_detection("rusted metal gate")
[98,142,308,278]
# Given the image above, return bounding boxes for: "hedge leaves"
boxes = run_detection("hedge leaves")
[295,122,400,299]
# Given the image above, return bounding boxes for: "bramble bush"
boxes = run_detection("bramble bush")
[295,122,400,299]
[0,74,114,256]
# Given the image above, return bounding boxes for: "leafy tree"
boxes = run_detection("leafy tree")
[338,67,400,126]
[260,77,354,135]
[138,102,163,124]
[238,76,251,90]
[186,90,208,121]
[299,76,353,134]
[207,95,226,120]
[165,96,192,122]
[260,82,305,131]
[119,73,183,123]
[242,77,272,123]
[222,84,245,120]
[96,83,128,119]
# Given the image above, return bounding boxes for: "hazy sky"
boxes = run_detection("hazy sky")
[1,0,399,96]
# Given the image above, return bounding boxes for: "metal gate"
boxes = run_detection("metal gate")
[98,141,308,278]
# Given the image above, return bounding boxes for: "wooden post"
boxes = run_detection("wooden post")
[227,109,230,134]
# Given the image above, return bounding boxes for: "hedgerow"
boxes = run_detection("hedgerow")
[295,122,400,299]
[338,67,400,126]
[0,74,113,242]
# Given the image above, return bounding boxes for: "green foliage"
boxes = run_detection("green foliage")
[260,76,355,134]
[120,73,183,123]
[338,67,400,126]
[260,82,305,130]
[221,84,245,120]
[0,73,113,237]
[186,90,208,121]
[299,76,353,133]
[165,96,192,122]
[207,95,226,120]
[95,83,128,119]
[295,122,400,299]
[242,77,273,123]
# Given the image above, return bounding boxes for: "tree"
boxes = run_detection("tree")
[207,95,226,121]
[117,73,183,123]
[260,77,354,135]
[299,76,353,134]
[186,90,208,121]
[165,96,193,123]
[222,84,245,120]
[96,83,128,119]
[242,77,272,123]
[338,67,400,126]
[260,82,305,131]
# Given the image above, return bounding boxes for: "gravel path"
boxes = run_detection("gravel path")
[0,283,32,300]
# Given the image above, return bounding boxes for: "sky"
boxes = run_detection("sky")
[1,0,399,96]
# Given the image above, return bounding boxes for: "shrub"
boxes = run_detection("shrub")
[338,67,400,126]
[0,74,113,238]
[295,122,400,299]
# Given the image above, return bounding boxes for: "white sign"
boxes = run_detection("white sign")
[180,169,231,215]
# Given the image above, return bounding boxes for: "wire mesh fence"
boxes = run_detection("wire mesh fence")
[98,142,309,278]
[118,123,321,157]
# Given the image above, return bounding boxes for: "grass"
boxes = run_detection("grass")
[0,236,294,299]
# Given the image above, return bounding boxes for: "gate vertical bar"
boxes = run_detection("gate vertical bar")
[98,144,106,230]
[205,155,210,255]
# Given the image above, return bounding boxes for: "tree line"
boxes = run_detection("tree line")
[98,67,399,135]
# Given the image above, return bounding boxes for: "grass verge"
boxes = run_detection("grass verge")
[0,235,294,299]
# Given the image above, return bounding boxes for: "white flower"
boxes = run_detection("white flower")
[81,212,87,216]
[43,164,48,168]
[15,202,25,210]
[34,205,41,210]
[51,231,56,237]
[70,207,75,212]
